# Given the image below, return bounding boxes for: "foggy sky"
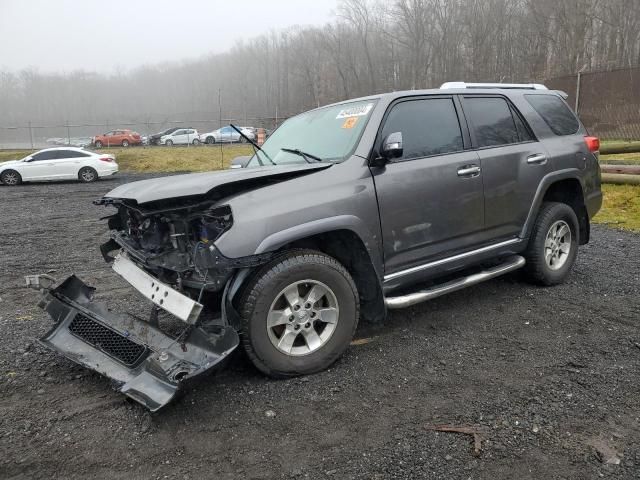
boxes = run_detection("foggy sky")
[0,0,339,73]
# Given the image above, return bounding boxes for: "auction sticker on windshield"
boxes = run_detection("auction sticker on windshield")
[336,103,374,119]
[342,117,359,129]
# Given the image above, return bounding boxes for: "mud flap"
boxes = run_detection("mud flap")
[36,275,239,411]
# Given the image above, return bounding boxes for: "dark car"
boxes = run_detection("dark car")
[31,83,602,410]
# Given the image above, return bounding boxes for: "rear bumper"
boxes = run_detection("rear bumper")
[586,190,603,219]
[34,274,239,411]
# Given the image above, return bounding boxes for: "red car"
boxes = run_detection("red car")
[93,129,142,148]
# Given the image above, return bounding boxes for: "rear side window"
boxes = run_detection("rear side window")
[381,98,464,160]
[525,94,579,136]
[463,97,520,147]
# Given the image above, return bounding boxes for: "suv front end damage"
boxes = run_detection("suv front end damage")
[32,275,239,411]
[30,195,272,411]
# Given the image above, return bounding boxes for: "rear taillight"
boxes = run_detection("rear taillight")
[99,157,114,162]
[585,136,600,153]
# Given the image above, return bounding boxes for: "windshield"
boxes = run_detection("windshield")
[247,99,376,167]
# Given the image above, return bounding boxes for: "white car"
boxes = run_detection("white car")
[198,126,255,144]
[160,128,200,146]
[0,147,118,186]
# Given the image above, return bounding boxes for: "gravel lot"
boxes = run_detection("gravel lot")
[1,174,639,479]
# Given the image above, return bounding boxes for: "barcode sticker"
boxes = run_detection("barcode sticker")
[336,103,374,119]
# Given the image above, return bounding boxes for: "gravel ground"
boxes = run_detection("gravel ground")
[1,174,639,480]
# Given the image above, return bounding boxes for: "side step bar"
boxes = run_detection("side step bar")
[385,255,525,310]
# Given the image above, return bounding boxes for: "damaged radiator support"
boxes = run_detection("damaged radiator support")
[32,275,239,411]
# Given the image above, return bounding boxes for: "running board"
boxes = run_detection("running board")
[384,255,526,309]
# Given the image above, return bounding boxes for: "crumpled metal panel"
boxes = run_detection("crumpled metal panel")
[37,275,239,411]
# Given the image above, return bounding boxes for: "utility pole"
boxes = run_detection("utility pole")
[218,88,223,167]
[28,121,34,149]
[575,71,582,113]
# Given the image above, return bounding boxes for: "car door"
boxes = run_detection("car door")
[221,126,233,143]
[52,150,86,178]
[371,96,485,277]
[173,129,187,144]
[19,150,59,180]
[460,95,551,239]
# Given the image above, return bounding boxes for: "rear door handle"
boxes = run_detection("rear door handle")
[527,154,547,165]
[457,165,481,177]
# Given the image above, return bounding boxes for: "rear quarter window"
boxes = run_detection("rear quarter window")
[525,94,579,136]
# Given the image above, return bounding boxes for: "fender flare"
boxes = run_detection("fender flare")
[520,168,585,240]
[254,214,384,277]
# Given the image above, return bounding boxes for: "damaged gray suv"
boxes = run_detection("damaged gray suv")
[31,82,602,410]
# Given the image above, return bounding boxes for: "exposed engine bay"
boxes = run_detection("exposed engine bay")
[98,198,271,297]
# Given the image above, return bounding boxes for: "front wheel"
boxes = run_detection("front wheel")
[121,139,129,147]
[239,250,359,378]
[1,169,22,186]
[165,140,173,146]
[523,202,579,285]
[94,140,103,148]
[206,136,215,144]
[192,138,200,145]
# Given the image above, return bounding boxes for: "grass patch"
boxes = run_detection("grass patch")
[600,153,640,165]
[594,184,640,232]
[0,146,255,172]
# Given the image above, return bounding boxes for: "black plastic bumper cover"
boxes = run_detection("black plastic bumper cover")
[38,275,239,411]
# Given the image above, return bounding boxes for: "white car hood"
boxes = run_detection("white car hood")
[0,159,22,167]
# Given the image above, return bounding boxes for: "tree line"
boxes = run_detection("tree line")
[1,0,639,130]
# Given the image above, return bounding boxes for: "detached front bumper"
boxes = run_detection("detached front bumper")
[31,270,239,411]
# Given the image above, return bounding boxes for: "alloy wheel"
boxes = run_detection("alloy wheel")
[266,280,339,356]
[544,220,571,270]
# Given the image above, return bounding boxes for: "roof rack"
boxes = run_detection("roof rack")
[440,82,548,90]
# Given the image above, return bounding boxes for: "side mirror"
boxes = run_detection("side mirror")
[230,156,251,169]
[382,132,403,159]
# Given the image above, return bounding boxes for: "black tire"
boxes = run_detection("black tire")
[192,138,200,145]
[239,250,359,378]
[121,139,129,147]
[94,140,103,148]
[206,136,215,145]
[78,166,98,183]
[165,140,173,146]
[523,202,579,286]
[1,169,22,186]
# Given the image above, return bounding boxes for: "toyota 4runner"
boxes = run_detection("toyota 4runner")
[30,82,602,410]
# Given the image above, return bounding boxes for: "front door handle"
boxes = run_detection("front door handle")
[527,154,547,165]
[457,165,481,177]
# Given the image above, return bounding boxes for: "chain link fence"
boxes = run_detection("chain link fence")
[2,66,639,149]
[546,66,640,140]
[0,116,286,150]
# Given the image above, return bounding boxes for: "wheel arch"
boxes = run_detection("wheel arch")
[228,224,386,324]
[521,170,589,245]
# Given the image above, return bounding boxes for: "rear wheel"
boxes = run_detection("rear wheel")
[523,202,579,285]
[1,169,22,186]
[78,166,98,183]
[240,250,359,378]
[121,139,129,147]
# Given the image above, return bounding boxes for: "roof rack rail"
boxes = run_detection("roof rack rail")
[440,82,548,90]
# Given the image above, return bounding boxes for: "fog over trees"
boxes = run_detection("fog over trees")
[2,0,639,128]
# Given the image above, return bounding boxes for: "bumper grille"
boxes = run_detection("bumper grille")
[69,314,147,367]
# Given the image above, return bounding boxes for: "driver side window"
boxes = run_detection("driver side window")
[380,98,464,161]
[30,151,56,161]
